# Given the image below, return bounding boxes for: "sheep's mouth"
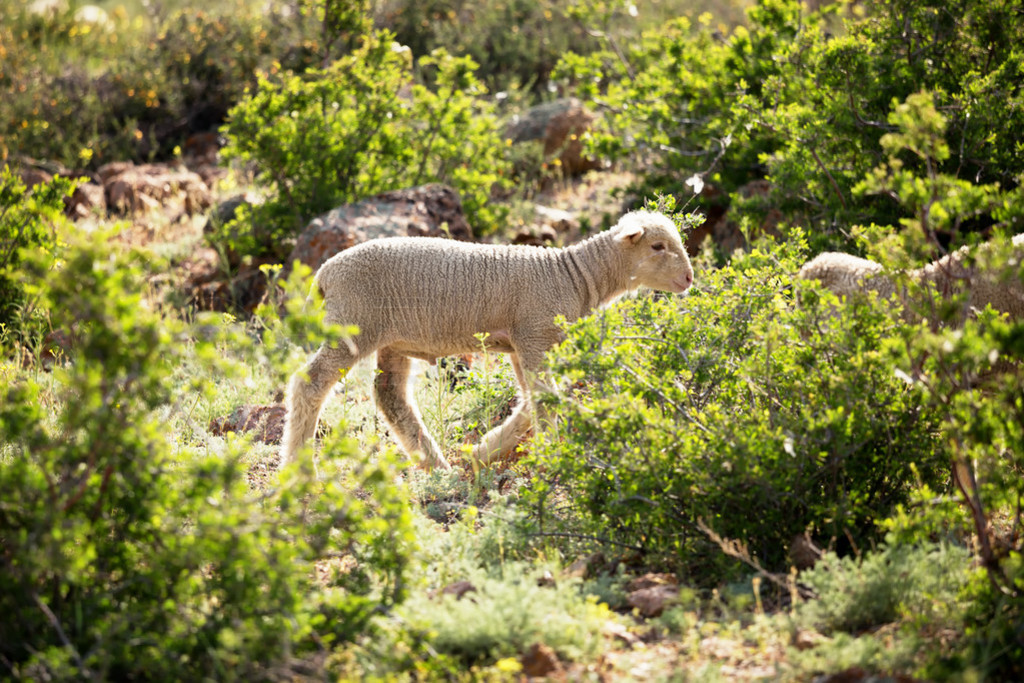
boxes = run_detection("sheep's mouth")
[671,276,693,293]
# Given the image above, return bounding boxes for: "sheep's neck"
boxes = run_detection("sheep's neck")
[560,231,630,315]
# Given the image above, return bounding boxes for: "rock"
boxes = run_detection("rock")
[286,184,473,272]
[534,205,579,234]
[202,193,262,268]
[793,628,829,651]
[512,224,558,246]
[564,552,604,580]
[18,166,53,189]
[625,573,678,592]
[65,181,106,219]
[439,580,477,600]
[99,162,211,216]
[22,329,76,371]
[188,259,274,314]
[603,621,640,647]
[520,643,563,678]
[506,98,602,176]
[208,404,287,444]
[183,132,221,166]
[625,573,679,617]
[812,667,920,683]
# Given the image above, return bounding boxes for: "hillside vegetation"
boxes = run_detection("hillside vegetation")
[2,0,1023,680]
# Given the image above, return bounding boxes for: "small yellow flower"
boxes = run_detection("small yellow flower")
[494,657,522,674]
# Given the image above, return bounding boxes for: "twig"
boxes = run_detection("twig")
[696,519,817,600]
[31,592,92,679]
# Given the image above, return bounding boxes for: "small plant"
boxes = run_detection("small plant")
[0,165,74,350]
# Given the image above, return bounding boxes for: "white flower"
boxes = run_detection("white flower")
[685,174,705,195]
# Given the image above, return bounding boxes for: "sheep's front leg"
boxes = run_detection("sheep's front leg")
[281,343,356,469]
[472,351,550,465]
[375,348,452,470]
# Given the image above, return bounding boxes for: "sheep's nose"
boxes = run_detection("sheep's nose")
[684,271,693,286]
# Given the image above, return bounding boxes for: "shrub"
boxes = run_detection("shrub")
[220,31,512,256]
[799,542,971,635]
[0,1,291,166]
[0,165,72,348]
[0,231,413,678]
[555,0,1024,250]
[524,228,948,580]
[382,0,598,95]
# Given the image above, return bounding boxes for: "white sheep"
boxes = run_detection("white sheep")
[797,234,1024,322]
[280,210,694,470]
[796,252,896,300]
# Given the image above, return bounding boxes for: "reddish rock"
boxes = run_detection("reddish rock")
[506,98,602,176]
[512,224,558,246]
[286,184,473,272]
[520,643,564,678]
[65,181,106,218]
[18,166,53,189]
[625,573,678,592]
[439,580,477,600]
[187,259,274,314]
[100,162,211,216]
[625,573,680,618]
[208,404,287,444]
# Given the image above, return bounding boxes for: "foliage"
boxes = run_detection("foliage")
[383,0,598,95]
[555,0,1024,250]
[0,165,72,348]
[220,32,511,255]
[0,232,414,679]
[799,541,971,635]
[525,229,947,579]
[0,0,295,166]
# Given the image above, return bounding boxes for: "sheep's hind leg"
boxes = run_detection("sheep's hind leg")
[471,352,545,465]
[375,348,451,470]
[280,343,355,470]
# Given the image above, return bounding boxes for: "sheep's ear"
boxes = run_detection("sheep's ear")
[615,223,645,246]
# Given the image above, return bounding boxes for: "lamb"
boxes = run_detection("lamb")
[280,210,694,471]
[797,234,1024,323]
[796,252,896,300]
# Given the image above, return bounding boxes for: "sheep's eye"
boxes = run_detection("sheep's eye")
[652,243,666,252]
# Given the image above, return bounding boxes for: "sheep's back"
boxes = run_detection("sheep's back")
[317,237,568,345]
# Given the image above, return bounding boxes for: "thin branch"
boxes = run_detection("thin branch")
[31,591,92,679]
[696,518,817,600]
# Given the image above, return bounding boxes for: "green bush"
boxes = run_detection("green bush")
[524,230,947,580]
[799,542,971,635]
[382,0,597,94]
[220,31,512,256]
[0,231,413,678]
[0,1,291,166]
[556,0,1024,250]
[0,165,72,348]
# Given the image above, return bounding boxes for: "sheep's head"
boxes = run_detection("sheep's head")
[614,210,694,293]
